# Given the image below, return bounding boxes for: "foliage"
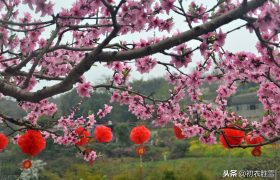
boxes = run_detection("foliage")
[114,123,132,146]
[188,140,280,158]
[0,99,26,118]
[169,140,189,159]
[132,78,170,100]
[41,158,215,180]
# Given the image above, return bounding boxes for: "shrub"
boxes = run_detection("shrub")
[188,140,280,158]
[170,140,189,159]
[146,162,213,180]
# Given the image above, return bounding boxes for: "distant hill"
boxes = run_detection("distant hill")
[0,77,259,120]
[0,98,25,119]
[54,77,170,123]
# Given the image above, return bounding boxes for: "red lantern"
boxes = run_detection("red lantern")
[130,125,151,144]
[220,128,245,148]
[173,125,186,139]
[18,130,46,156]
[22,159,32,169]
[245,132,263,157]
[136,146,146,156]
[94,125,113,143]
[75,127,90,146]
[245,133,263,145]
[251,147,262,157]
[0,133,8,151]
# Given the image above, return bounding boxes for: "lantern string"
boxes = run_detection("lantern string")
[139,154,143,180]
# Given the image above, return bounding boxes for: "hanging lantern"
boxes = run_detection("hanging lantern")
[75,127,90,146]
[130,125,151,144]
[220,128,245,148]
[94,125,113,143]
[136,146,146,156]
[245,132,263,157]
[18,130,46,156]
[0,133,8,151]
[251,147,262,157]
[245,133,263,145]
[22,159,32,169]
[173,125,186,139]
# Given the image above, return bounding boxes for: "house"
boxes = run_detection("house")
[228,92,263,121]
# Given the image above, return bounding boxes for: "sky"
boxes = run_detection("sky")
[18,0,258,90]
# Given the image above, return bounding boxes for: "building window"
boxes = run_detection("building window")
[249,104,256,110]
[236,105,242,111]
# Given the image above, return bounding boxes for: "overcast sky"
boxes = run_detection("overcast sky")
[20,0,258,90]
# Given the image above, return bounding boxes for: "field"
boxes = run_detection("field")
[1,139,279,179]
[42,156,279,180]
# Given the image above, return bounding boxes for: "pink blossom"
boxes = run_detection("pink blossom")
[86,114,96,127]
[76,82,92,97]
[161,0,176,14]
[199,132,217,145]
[170,44,193,68]
[83,150,97,162]
[97,104,113,119]
[135,57,157,74]
[113,73,122,85]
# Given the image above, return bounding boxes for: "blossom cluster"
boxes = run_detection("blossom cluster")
[20,99,57,125]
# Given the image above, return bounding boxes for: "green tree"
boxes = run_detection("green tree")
[114,123,132,146]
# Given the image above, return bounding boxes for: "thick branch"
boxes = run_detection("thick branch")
[96,0,267,62]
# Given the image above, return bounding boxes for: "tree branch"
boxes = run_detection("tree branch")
[0,0,267,102]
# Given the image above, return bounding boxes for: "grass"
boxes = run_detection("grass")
[52,156,273,180]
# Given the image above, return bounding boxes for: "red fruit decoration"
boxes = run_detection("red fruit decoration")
[0,133,9,151]
[220,128,245,148]
[75,127,90,146]
[18,130,46,156]
[22,159,32,169]
[173,125,186,139]
[94,125,113,143]
[130,125,151,144]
